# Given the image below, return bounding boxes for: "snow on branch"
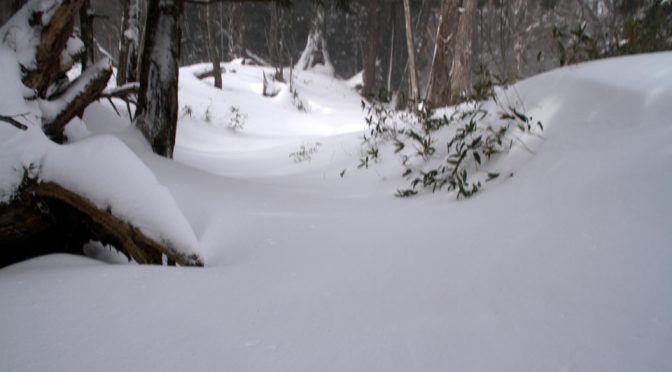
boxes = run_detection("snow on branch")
[41,57,112,140]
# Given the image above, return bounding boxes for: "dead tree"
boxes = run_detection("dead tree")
[296,4,332,73]
[0,0,203,268]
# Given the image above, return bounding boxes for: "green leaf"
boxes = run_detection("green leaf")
[486,172,500,181]
[473,151,481,165]
[395,189,418,198]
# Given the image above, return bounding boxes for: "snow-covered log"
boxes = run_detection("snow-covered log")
[194,64,225,80]
[1,179,203,267]
[0,0,204,267]
[42,57,113,140]
[10,0,86,97]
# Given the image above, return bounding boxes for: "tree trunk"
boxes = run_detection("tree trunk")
[402,0,419,108]
[296,4,332,74]
[1,180,203,268]
[79,0,95,70]
[385,2,397,94]
[362,0,381,99]
[449,0,478,104]
[11,0,26,13]
[426,0,460,107]
[22,0,85,98]
[267,2,286,71]
[117,0,140,86]
[135,0,184,158]
[226,3,244,59]
[205,1,222,89]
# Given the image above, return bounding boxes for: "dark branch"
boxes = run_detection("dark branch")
[0,115,29,131]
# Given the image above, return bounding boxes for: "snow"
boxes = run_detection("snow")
[40,57,112,124]
[1,52,672,371]
[0,0,63,71]
[0,44,198,256]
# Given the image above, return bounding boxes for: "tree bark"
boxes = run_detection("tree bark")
[79,0,95,70]
[1,180,203,267]
[135,0,184,158]
[22,0,85,98]
[362,0,381,99]
[426,0,460,107]
[205,1,223,88]
[402,0,419,108]
[226,3,244,59]
[449,0,478,104]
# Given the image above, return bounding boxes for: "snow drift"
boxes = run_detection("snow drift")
[1,52,671,371]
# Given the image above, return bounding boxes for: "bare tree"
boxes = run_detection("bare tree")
[426,0,459,107]
[362,0,381,98]
[205,1,223,88]
[226,3,244,59]
[448,0,477,103]
[117,0,140,85]
[402,0,419,107]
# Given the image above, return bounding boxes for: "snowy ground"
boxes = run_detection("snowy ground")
[1,53,672,371]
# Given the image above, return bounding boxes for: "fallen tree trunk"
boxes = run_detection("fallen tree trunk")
[194,65,225,80]
[43,58,113,141]
[1,0,204,268]
[0,179,204,268]
[22,0,86,97]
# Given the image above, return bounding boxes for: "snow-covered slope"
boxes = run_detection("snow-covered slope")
[1,53,671,371]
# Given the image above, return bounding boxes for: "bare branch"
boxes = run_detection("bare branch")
[0,115,28,131]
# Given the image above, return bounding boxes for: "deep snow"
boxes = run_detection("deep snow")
[1,53,671,371]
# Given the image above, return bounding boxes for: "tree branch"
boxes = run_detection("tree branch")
[0,115,28,131]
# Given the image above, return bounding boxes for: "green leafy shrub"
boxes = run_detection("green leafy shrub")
[359,67,543,200]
